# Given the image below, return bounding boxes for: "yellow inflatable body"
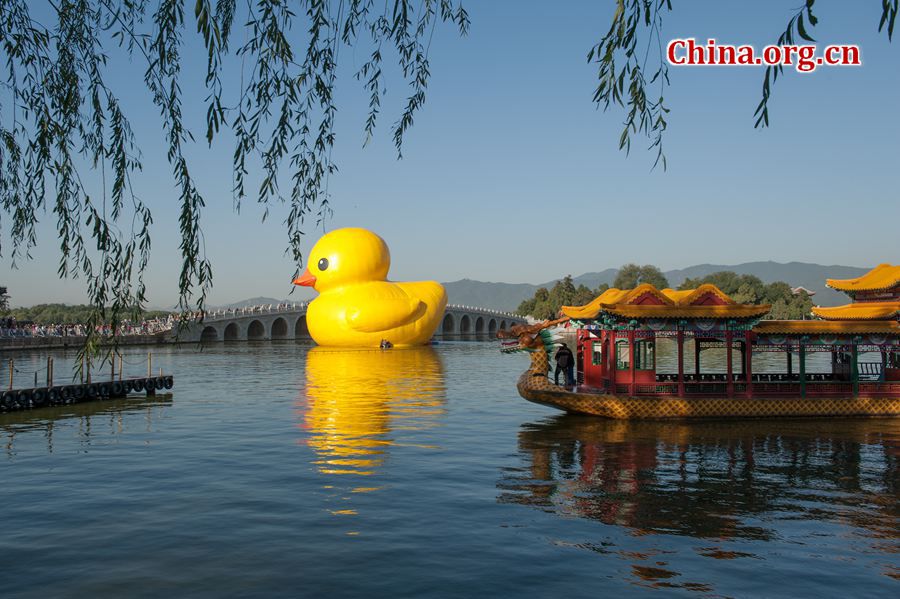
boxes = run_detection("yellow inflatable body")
[293,228,447,347]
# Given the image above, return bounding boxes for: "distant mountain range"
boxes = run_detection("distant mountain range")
[442,262,873,312]
[208,262,877,313]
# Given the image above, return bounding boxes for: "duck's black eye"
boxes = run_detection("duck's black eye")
[317,257,329,271]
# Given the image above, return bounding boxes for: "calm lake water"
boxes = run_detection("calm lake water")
[1,342,898,597]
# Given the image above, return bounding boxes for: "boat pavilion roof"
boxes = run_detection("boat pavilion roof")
[812,301,900,321]
[826,263,900,293]
[753,320,900,336]
[561,283,771,321]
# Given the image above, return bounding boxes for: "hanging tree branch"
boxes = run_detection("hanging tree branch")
[0,0,469,367]
[589,0,673,170]
[592,0,897,166]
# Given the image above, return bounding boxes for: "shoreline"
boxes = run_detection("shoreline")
[0,334,172,352]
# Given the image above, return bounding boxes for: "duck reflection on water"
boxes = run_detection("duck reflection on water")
[298,346,446,477]
[498,416,899,541]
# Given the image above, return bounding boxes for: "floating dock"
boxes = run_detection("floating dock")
[1,375,174,412]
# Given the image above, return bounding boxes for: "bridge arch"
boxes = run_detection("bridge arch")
[295,316,310,339]
[460,315,471,335]
[186,305,526,343]
[224,322,240,341]
[271,317,288,339]
[248,320,265,340]
[442,314,455,336]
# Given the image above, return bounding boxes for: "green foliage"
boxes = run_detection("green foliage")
[516,275,596,320]
[595,0,897,167]
[680,271,764,297]
[589,0,672,169]
[516,264,670,319]
[1,303,171,325]
[679,271,813,320]
[613,263,668,289]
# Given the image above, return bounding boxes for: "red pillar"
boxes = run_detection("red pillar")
[607,331,616,393]
[745,330,753,398]
[677,329,685,397]
[628,329,636,397]
[726,329,734,397]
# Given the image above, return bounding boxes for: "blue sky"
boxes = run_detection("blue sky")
[3,1,898,308]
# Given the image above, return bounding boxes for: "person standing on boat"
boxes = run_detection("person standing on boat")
[554,344,575,387]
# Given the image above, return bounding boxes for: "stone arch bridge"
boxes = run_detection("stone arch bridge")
[177,303,526,343]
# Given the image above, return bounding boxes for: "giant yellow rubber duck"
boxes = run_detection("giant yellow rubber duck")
[293,228,447,347]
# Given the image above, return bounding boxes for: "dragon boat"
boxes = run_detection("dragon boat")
[499,264,900,419]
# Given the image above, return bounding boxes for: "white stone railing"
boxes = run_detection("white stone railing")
[201,302,310,322]
[190,302,523,324]
[445,304,522,318]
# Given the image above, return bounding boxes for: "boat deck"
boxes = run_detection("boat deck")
[568,379,900,399]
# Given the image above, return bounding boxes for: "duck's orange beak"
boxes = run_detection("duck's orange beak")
[293,268,316,287]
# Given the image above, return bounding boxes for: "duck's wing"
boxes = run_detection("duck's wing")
[345,290,426,333]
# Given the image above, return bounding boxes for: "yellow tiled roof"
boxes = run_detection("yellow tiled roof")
[561,283,767,320]
[665,283,736,306]
[754,320,900,336]
[811,301,900,321]
[827,263,900,293]
[561,284,673,319]
[606,304,771,319]
[660,288,694,303]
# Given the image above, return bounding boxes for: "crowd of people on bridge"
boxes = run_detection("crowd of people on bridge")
[205,303,307,318]
[1,315,177,339]
[0,302,308,339]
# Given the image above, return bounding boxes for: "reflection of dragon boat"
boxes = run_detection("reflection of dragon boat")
[500,265,900,419]
[498,414,899,537]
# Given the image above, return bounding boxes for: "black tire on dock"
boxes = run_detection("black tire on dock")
[98,382,111,397]
[86,384,98,398]
[111,381,124,396]
[59,386,72,401]
[72,386,85,400]
[155,376,166,390]
[123,380,134,394]
[16,389,32,408]
[1,391,15,410]
[31,388,48,407]
[164,376,174,390]
[48,388,61,404]
[133,379,145,392]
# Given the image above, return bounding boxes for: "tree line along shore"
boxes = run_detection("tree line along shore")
[516,266,815,321]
